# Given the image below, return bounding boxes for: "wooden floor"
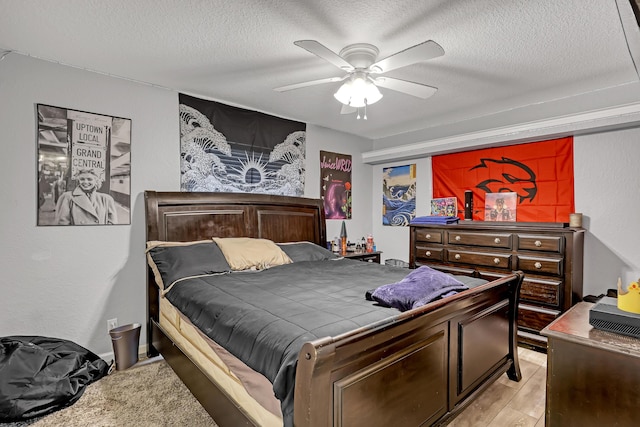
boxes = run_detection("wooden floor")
[447,346,547,427]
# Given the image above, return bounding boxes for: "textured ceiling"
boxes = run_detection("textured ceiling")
[1,0,639,145]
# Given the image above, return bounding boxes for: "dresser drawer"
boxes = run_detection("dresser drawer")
[520,277,562,306]
[516,255,563,276]
[517,234,563,253]
[447,231,512,249]
[415,246,444,262]
[518,304,559,332]
[408,223,584,353]
[446,250,511,270]
[415,229,443,244]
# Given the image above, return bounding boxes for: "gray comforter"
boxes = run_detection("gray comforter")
[164,259,483,426]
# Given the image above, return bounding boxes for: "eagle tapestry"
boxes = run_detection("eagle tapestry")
[432,137,574,222]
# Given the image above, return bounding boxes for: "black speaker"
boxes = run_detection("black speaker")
[464,190,473,220]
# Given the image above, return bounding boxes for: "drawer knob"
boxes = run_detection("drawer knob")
[534,262,542,269]
[494,258,500,265]
[454,254,461,260]
[425,251,431,257]
[494,237,501,244]
[535,240,542,247]
[425,234,431,240]
[455,235,461,241]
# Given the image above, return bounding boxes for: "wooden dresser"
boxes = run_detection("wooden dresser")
[409,222,584,351]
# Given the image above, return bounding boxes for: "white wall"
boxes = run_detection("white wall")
[0,54,179,357]
[574,132,640,295]
[0,54,371,357]
[2,53,638,360]
[370,132,640,297]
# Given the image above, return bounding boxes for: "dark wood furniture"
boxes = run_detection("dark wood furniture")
[541,302,640,426]
[145,191,524,427]
[409,222,584,351]
[342,250,382,263]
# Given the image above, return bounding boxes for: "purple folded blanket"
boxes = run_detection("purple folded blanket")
[368,266,468,311]
[410,215,459,224]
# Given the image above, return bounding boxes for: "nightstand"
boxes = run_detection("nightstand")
[541,302,640,426]
[342,251,382,263]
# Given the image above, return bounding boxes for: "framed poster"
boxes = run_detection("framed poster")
[431,197,457,216]
[36,104,131,226]
[320,150,352,219]
[382,164,416,226]
[484,192,517,221]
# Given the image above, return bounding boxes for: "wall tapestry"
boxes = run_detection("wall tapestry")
[179,94,306,195]
[382,164,416,226]
[432,137,574,222]
[320,150,352,219]
[36,104,131,226]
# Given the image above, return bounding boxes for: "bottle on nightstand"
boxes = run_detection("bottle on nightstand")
[366,234,374,253]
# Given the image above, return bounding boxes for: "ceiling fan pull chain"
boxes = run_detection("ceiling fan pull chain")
[364,101,368,120]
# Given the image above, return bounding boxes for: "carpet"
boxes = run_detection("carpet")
[6,358,217,427]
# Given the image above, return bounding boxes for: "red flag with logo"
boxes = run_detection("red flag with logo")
[432,137,574,222]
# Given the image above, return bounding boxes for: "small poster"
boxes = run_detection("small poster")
[431,197,457,216]
[320,151,352,219]
[484,192,517,221]
[36,104,131,226]
[382,164,416,226]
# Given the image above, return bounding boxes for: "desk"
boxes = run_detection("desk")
[342,251,382,264]
[541,302,640,426]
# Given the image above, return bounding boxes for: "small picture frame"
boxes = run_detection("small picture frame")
[484,192,516,222]
[431,197,457,216]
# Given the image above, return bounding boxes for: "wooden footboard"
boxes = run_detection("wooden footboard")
[294,272,523,427]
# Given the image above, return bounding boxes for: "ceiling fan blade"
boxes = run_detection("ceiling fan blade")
[373,77,438,99]
[294,40,354,71]
[274,76,345,92]
[340,104,357,114]
[370,40,444,73]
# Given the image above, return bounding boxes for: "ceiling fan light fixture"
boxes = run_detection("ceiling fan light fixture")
[333,80,354,105]
[278,39,443,117]
[333,74,383,108]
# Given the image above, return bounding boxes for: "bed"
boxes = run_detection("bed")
[144,190,524,427]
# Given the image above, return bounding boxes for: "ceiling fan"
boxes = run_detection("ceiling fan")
[274,40,444,118]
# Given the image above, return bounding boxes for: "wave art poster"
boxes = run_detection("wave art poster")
[179,94,306,195]
[382,164,416,226]
[320,150,351,219]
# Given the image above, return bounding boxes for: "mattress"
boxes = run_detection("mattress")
[159,296,283,426]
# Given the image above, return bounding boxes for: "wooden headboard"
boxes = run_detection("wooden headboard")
[145,191,327,245]
[144,190,327,355]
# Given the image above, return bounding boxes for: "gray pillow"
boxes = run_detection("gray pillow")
[276,242,339,262]
[147,241,230,289]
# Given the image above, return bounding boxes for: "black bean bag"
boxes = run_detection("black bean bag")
[0,336,109,421]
